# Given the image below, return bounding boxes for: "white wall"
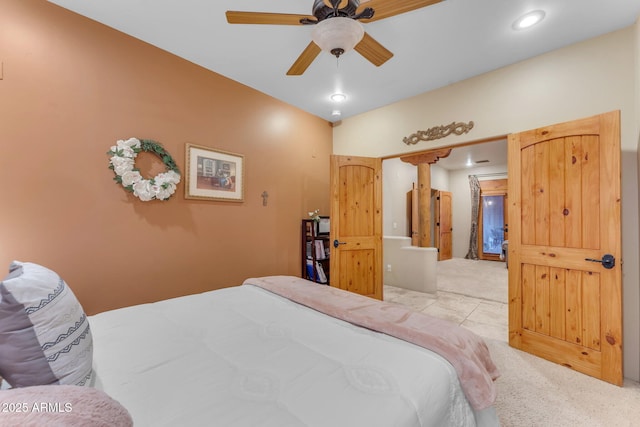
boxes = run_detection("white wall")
[431,164,449,191]
[382,158,417,236]
[335,25,640,381]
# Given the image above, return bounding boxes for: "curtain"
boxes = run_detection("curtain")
[464,175,480,260]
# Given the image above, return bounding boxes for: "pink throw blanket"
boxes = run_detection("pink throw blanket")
[244,276,499,410]
[0,384,132,426]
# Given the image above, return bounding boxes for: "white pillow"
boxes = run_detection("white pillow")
[0,261,94,388]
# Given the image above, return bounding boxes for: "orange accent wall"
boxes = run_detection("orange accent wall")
[0,0,332,314]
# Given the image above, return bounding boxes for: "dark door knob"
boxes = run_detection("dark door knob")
[333,239,347,248]
[584,254,615,269]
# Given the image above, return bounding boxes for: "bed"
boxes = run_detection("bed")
[0,263,499,426]
[89,276,499,426]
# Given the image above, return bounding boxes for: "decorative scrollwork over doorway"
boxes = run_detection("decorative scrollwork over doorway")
[403,121,474,145]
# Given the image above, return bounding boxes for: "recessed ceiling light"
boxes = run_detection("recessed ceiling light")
[330,93,347,102]
[512,10,545,31]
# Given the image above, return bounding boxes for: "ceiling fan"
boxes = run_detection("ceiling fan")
[226,0,442,75]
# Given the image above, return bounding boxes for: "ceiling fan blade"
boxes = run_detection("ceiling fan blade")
[226,11,313,25]
[357,0,442,22]
[354,32,393,66]
[287,42,322,75]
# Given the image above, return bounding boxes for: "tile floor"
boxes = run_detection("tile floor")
[384,284,509,343]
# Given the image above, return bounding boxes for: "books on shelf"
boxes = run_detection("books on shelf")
[302,219,330,286]
[315,260,327,284]
[306,241,313,259]
[306,259,327,284]
[314,240,326,260]
[306,259,316,281]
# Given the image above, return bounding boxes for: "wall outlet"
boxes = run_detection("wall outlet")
[386,264,392,272]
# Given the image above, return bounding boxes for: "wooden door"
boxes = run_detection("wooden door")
[330,155,383,300]
[508,111,622,385]
[435,190,452,260]
[409,184,418,246]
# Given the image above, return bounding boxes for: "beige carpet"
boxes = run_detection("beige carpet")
[437,258,508,303]
[488,338,640,426]
[432,258,640,426]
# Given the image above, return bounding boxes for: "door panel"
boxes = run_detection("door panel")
[435,191,452,260]
[330,155,383,300]
[508,111,622,385]
[408,184,419,246]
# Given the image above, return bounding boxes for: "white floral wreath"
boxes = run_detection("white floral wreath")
[107,138,181,201]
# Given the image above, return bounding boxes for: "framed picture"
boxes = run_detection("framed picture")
[317,216,330,235]
[185,143,244,202]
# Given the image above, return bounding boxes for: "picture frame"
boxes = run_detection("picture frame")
[317,216,330,235]
[185,143,244,202]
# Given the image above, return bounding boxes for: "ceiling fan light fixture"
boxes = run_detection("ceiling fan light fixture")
[312,17,364,58]
[331,93,347,102]
[512,10,545,31]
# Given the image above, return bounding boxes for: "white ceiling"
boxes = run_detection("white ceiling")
[436,139,507,171]
[48,0,640,123]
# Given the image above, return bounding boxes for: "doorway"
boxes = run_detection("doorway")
[478,178,508,261]
[381,138,509,259]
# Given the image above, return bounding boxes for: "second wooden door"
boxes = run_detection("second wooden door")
[330,155,383,300]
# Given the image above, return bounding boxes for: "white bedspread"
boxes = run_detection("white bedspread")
[89,283,498,426]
